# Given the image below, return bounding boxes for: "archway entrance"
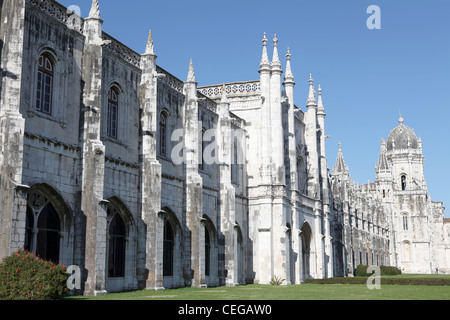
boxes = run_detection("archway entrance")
[301,223,313,280]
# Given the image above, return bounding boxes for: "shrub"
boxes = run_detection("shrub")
[0,249,69,300]
[355,265,402,277]
[380,265,402,276]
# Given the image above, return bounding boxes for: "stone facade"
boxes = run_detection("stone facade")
[0,0,448,296]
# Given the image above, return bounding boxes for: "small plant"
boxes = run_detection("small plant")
[269,275,285,286]
[0,249,69,300]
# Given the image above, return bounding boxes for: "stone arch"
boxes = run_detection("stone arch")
[160,207,183,288]
[202,214,219,287]
[402,240,412,262]
[105,197,137,292]
[300,222,314,280]
[26,184,72,265]
[234,222,245,285]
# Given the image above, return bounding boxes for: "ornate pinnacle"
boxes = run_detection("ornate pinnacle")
[187,59,196,83]
[260,33,270,70]
[88,0,101,19]
[307,74,316,105]
[220,83,228,103]
[317,85,325,113]
[271,34,281,69]
[145,30,155,55]
[284,47,295,83]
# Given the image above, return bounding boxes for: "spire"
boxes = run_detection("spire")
[377,139,389,171]
[333,142,347,175]
[284,47,295,83]
[317,85,325,113]
[307,74,316,106]
[259,33,270,70]
[187,59,196,83]
[271,34,281,69]
[144,29,155,55]
[88,0,101,19]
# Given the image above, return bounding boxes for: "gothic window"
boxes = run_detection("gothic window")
[36,54,54,115]
[163,220,174,277]
[231,142,238,183]
[26,192,61,264]
[205,226,211,276]
[159,111,168,157]
[199,128,206,171]
[403,215,409,231]
[108,214,126,278]
[36,203,60,264]
[107,88,119,139]
[401,175,407,191]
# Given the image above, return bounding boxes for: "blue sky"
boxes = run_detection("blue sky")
[60,0,450,217]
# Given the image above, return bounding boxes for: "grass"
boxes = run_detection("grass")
[65,275,450,301]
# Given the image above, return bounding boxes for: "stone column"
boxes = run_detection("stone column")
[0,0,27,260]
[80,5,108,296]
[139,30,163,290]
[183,60,205,288]
[216,87,238,286]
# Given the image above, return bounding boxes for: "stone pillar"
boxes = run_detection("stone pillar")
[0,0,27,260]
[305,75,320,199]
[183,60,205,288]
[138,30,163,290]
[297,230,304,284]
[216,88,238,286]
[80,4,108,296]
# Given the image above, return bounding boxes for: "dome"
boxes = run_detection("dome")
[386,117,419,151]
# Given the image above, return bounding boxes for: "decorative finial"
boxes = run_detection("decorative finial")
[307,74,316,105]
[144,29,155,55]
[260,32,270,69]
[187,59,196,83]
[273,34,278,46]
[88,0,101,19]
[284,47,294,82]
[317,85,325,112]
[271,34,281,69]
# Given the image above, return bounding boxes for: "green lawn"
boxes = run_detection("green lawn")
[66,277,450,301]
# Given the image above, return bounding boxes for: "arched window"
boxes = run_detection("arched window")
[107,88,119,139]
[159,112,168,157]
[231,142,238,183]
[163,220,174,276]
[403,214,409,231]
[199,128,206,171]
[36,54,54,115]
[36,203,60,263]
[401,175,407,191]
[26,197,61,264]
[108,214,126,278]
[205,226,211,276]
